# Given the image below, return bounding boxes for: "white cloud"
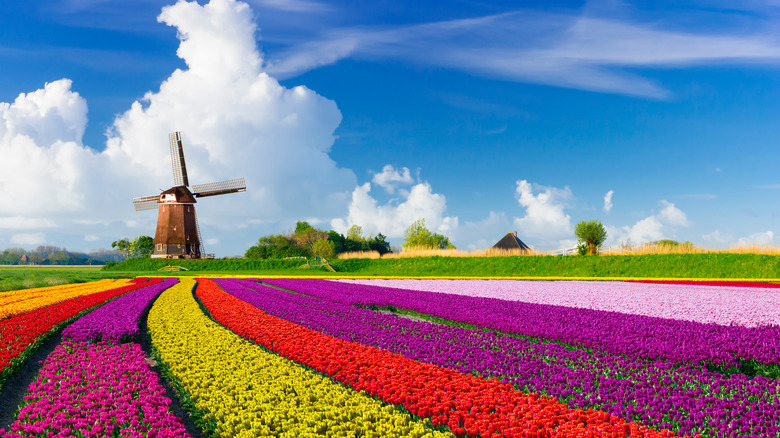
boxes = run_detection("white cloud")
[331,180,458,240]
[606,200,690,245]
[702,230,732,244]
[603,190,614,212]
[267,9,780,98]
[0,0,356,255]
[737,231,775,246]
[371,164,414,194]
[512,180,573,239]
[657,200,689,226]
[11,233,46,246]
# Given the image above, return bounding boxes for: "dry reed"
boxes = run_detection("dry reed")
[336,243,780,259]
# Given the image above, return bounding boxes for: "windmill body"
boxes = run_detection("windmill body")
[132,132,246,259]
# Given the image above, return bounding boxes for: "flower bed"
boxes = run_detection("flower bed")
[205,278,679,438]
[1,276,777,438]
[0,278,163,377]
[0,279,131,320]
[147,278,448,437]
[63,277,177,342]
[340,279,780,327]
[274,279,780,366]
[248,278,779,438]
[2,341,190,438]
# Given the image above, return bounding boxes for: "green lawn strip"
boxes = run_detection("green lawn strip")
[104,253,780,279]
[190,281,452,436]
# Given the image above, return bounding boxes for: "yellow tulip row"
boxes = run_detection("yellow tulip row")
[0,279,131,320]
[147,279,451,438]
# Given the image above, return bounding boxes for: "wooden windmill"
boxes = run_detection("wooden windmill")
[132,132,246,259]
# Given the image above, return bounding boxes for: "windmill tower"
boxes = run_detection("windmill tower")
[132,132,246,259]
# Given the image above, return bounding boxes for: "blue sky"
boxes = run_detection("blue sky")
[0,0,779,256]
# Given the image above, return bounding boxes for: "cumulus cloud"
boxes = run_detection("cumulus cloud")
[737,231,775,246]
[453,211,511,250]
[331,178,457,240]
[0,0,356,254]
[512,180,573,240]
[371,164,414,194]
[606,200,689,245]
[603,190,614,212]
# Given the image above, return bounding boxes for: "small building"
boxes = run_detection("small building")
[20,254,28,264]
[492,231,530,251]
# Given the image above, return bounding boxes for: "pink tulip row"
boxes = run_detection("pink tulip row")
[1,341,190,438]
[341,279,780,327]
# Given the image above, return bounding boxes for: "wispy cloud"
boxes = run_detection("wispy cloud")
[247,0,330,13]
[757,183,780,189]
[676,193,717,199]
[265,8,780,98]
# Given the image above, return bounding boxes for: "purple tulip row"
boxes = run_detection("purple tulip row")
[266,278,780,367]
[62,277,178,342]
[1,341,190,438]
[340,279,780,328]
[214,278,780,438]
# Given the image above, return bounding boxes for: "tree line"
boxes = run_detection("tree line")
[245,218,455,260]
[0,246,123,265]
[245,221,391,260]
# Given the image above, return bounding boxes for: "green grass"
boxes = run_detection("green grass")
[104,253,780,279]
[0,266,127,292]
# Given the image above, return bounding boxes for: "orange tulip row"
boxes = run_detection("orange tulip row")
[0,279,133,320]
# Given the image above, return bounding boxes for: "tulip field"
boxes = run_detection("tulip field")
[0,276,778,437]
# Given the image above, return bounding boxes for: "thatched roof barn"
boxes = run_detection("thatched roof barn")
[492,231,530,251]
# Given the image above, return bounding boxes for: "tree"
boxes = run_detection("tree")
[346,225,364,242]
[574,220,607,255]
[245,234,308,259]
[131,236,154,257]
[403,219,455,250]
[111,238,132,260]
[292,222,328,251]
[367,233,392,255]
[312,238,335,259]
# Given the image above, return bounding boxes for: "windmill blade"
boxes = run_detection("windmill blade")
[133,195,159,211]
[192,178,246,198]
[194,209,205,257]
[169,131,190,187]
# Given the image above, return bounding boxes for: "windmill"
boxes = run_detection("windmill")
[132,132,246,259]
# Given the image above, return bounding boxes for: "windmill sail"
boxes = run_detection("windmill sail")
[169,131,190,187]
[192,178,246,198]
[133,195,159,211]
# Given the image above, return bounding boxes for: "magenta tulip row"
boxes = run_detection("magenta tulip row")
[2,341,190,438]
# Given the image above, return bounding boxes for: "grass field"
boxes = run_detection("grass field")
[0,266,128,292]
[101,253,780,280]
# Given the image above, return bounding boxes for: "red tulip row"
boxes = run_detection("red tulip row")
[0,277,160,372]
[196,279,686,438]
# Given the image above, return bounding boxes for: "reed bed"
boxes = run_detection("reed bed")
[336,244,780,259]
